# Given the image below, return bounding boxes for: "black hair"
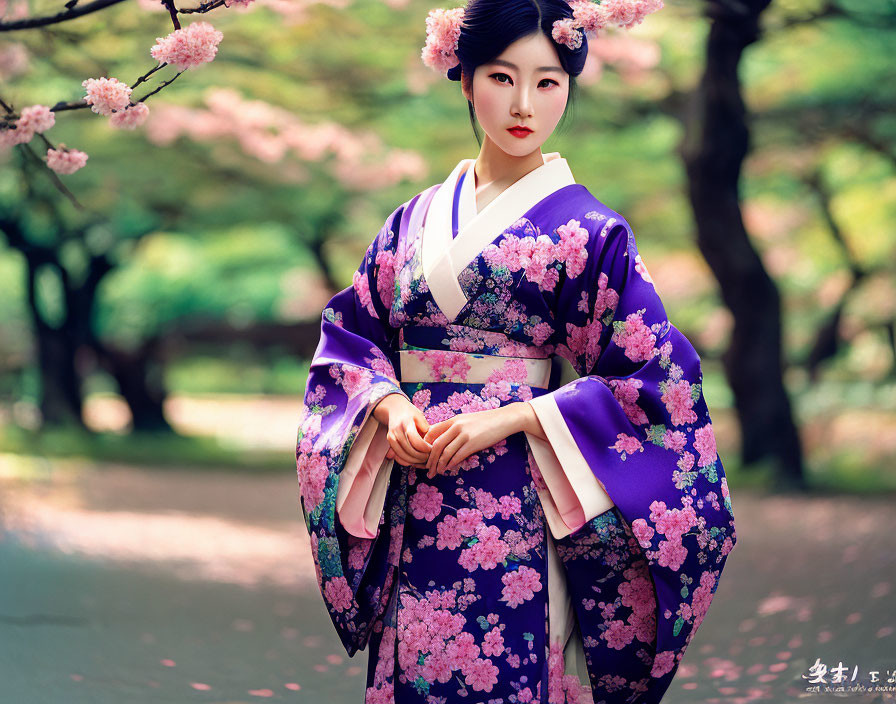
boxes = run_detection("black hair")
[446,0,587,145]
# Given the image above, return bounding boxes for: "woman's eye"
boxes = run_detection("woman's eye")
[490,73,558,88]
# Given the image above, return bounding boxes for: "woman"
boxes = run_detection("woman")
[295,1,737,701]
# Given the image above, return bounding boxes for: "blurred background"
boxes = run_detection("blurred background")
[1,0,894,702]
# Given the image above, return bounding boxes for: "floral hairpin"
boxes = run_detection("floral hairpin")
[421,7,466,75]
[552,0,664,50]
[421,0,664,74]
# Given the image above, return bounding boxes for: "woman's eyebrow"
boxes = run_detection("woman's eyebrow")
[487,58,564,74]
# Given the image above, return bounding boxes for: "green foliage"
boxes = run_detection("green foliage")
[0,0,893,483]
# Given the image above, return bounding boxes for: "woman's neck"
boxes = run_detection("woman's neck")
[472,137,544,194]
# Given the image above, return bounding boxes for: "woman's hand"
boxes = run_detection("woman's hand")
[372,393,432,468]
[422,403,529,479]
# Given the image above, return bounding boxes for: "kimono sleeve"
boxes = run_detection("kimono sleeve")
[295,203,410,657]
[526,218,738,695]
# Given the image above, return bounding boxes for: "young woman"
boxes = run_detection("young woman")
[295,1,737,701]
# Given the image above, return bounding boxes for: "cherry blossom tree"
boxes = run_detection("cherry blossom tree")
[0,0,427,429]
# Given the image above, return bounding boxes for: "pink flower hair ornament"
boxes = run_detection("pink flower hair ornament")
[421,0,664,76]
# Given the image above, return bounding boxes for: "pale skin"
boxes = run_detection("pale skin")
[373,30,570,478]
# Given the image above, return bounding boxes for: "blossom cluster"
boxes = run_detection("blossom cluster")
[2,20,224,175]
[552,0,666,50]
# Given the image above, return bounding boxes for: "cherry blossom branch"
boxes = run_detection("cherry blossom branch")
[133,67,188,102]
[10,63,171,117]
[160,0,181,31]
[19,139,86,211]
[0,0,127,31]
[180,0,228,14]
[1,20,223,177]
[0,0,228,31]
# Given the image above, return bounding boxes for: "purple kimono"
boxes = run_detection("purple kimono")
[295,152,737,703]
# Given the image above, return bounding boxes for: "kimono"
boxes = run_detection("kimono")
[295,152,738,704]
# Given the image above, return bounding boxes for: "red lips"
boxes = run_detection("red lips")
[507,125,533,138]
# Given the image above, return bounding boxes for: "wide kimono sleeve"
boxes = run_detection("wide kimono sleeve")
[525,216,738,699]
[295,201,411,657]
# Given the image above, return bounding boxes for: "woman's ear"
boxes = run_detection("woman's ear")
[460,70,473,104]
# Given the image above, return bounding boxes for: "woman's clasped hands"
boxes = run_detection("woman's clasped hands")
[371,393,523,479]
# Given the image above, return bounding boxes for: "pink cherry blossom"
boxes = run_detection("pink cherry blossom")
[150,21,224,70]
[689,570,718,631]
[17,104,55,136]
[500,565,542,608]
[323,575,352,612]
[614,310,657,362]
[436,515,463,550]
[650,649,676,677]
[661,378,698,426]
[82,77,132,116]
[2,122,32,146]
[352,268,375,317]
[462,656,498,692]
[571,0,608,34]
[599,0,664,29]
[655,504,697,540]
[610,377,647,425]
[594,271,619,317]
[296,447,328,510]
[602,619,635,649]
[374,248,396,308]
[45,144,88,174]
[551,18,583,50]
[630,517,655,548]
[662,428,687,453]
[110,102,150,129]
[496,494,521,519]
[337,365,374,400]
[421,7,464,74]
[457,524,510,571]
[694,422,718,467]
[455,507,483,536]
[656,536,688,570]
[409,483,443,521]
[481,627,504,657]
[347,539,372,570]
[555,219,590,277]
[611,432,643,458]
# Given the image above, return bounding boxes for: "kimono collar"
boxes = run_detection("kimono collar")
[422,152,576,323]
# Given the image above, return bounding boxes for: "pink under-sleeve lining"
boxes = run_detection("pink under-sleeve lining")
[524,393,615,539]
[336,413,394,539]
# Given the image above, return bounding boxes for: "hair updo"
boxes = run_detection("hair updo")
[446,0,585,143]
[448,0,588,83]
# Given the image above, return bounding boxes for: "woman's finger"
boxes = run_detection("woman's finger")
[423,420,450,445]
[396,422,429,463]
[426,425,458,471]
[435,435,466,474]
[386,431,416,467]
[389,440,423,467]
[406,420,433,455]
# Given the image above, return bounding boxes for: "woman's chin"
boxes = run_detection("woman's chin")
[491,134,543,157]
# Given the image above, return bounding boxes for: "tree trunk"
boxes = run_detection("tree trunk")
[93,339,172,433]
[680,0,805,489]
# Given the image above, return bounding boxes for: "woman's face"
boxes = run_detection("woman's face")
[462,31,570,157]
